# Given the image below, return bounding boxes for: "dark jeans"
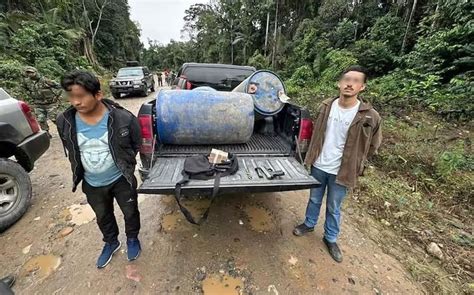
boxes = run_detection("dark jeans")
[82,176,141,243]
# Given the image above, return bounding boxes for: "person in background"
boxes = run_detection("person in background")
[22,66,62,138]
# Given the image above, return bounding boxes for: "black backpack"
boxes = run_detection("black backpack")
[174,153,239,224]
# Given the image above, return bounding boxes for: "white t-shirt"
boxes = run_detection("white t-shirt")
[314,99,360,175]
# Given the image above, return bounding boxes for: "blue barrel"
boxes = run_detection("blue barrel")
[155,90,255,145]
[233,70,285,116]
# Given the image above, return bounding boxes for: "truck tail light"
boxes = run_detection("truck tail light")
[18,101,40,134]
[186,81,192,90]
[298,118,313,152]
[138,114,153,154]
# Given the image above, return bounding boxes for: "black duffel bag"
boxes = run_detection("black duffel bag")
[174,153,239,224]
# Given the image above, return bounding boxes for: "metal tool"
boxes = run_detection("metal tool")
[255,167,271,178]
[255,166,285,180]
[242,160,252,179]
[266,159,276,171]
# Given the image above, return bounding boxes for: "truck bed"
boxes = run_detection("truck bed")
[156,134,291,156]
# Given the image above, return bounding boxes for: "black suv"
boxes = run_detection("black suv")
[109,66,155,98]
[173,63,256,91]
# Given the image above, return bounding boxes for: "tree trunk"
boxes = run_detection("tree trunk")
[83,37,99,67]
[401,0,417,53]
[431,0,442,30]
[264,11,270,56]
[272,0,279,68]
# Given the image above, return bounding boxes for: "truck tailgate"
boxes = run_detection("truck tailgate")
[138,156,319,194]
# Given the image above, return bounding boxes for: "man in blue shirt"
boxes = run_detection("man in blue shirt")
[57,70,142,268]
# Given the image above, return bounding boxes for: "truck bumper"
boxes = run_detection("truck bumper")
[111,85,145,94]
[16,131,50,171]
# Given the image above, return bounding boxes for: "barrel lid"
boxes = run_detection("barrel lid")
[192,86,217,91]
[247,71,285,116]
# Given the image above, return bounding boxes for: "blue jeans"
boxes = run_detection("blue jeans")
[304,167,348,243]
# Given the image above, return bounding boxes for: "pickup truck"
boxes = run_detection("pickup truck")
[0,88,50,231]
[136,73,318,196]
[109,66,155,99]
[173,63,256,91]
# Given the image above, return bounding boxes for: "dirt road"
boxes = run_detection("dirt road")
[0,89,425,294]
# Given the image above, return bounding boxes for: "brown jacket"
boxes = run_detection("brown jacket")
[304,97,382,188]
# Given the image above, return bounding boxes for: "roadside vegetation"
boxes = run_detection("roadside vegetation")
[1,1,472,293]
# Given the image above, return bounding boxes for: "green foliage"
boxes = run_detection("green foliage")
[319,49,357,84]
[287,19,323,73]
[352,39,394,76]
[0,58,26,97]
[288,65,314,87]
[327,19,356,49]
[318,0,348,29]
[248,51,269,70]
[368,14,405,53]
[11,22,71,66]
[401,20,474,82]
[436,142,473,177]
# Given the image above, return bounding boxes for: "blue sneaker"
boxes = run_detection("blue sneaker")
[127,238,141,261]
[97,241,121,269]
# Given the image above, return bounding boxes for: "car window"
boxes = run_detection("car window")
[117,68,143,77]
[184,67,254,90]
[177,66,184,77]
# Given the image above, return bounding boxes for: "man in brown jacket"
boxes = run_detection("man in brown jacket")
[293,65,382,263]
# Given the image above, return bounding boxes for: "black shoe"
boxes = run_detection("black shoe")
[323,237,343,263]
[1,275,15,287]
[293,223,314,236]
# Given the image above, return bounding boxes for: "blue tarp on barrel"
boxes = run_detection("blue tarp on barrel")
[155,89,255,145]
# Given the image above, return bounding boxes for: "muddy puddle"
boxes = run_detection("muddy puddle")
[160,195,176,206]
[162,199,210,232]
[243,205,275,232]
[21,255,61,279]
[67,204,95,225]
[202,274,244,295]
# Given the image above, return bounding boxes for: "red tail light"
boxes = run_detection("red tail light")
[299,118,313,140]
[18,101,40,133]
[186,81,192,90]
[138,114,153,154]
[297,118,313,153]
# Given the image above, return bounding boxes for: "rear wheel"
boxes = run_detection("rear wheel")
[0,158,32,232]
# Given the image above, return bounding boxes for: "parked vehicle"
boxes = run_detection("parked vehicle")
[172,63,256,91]
[109,66,155,98]
[137,70,318,196]
[0,88,50,231]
